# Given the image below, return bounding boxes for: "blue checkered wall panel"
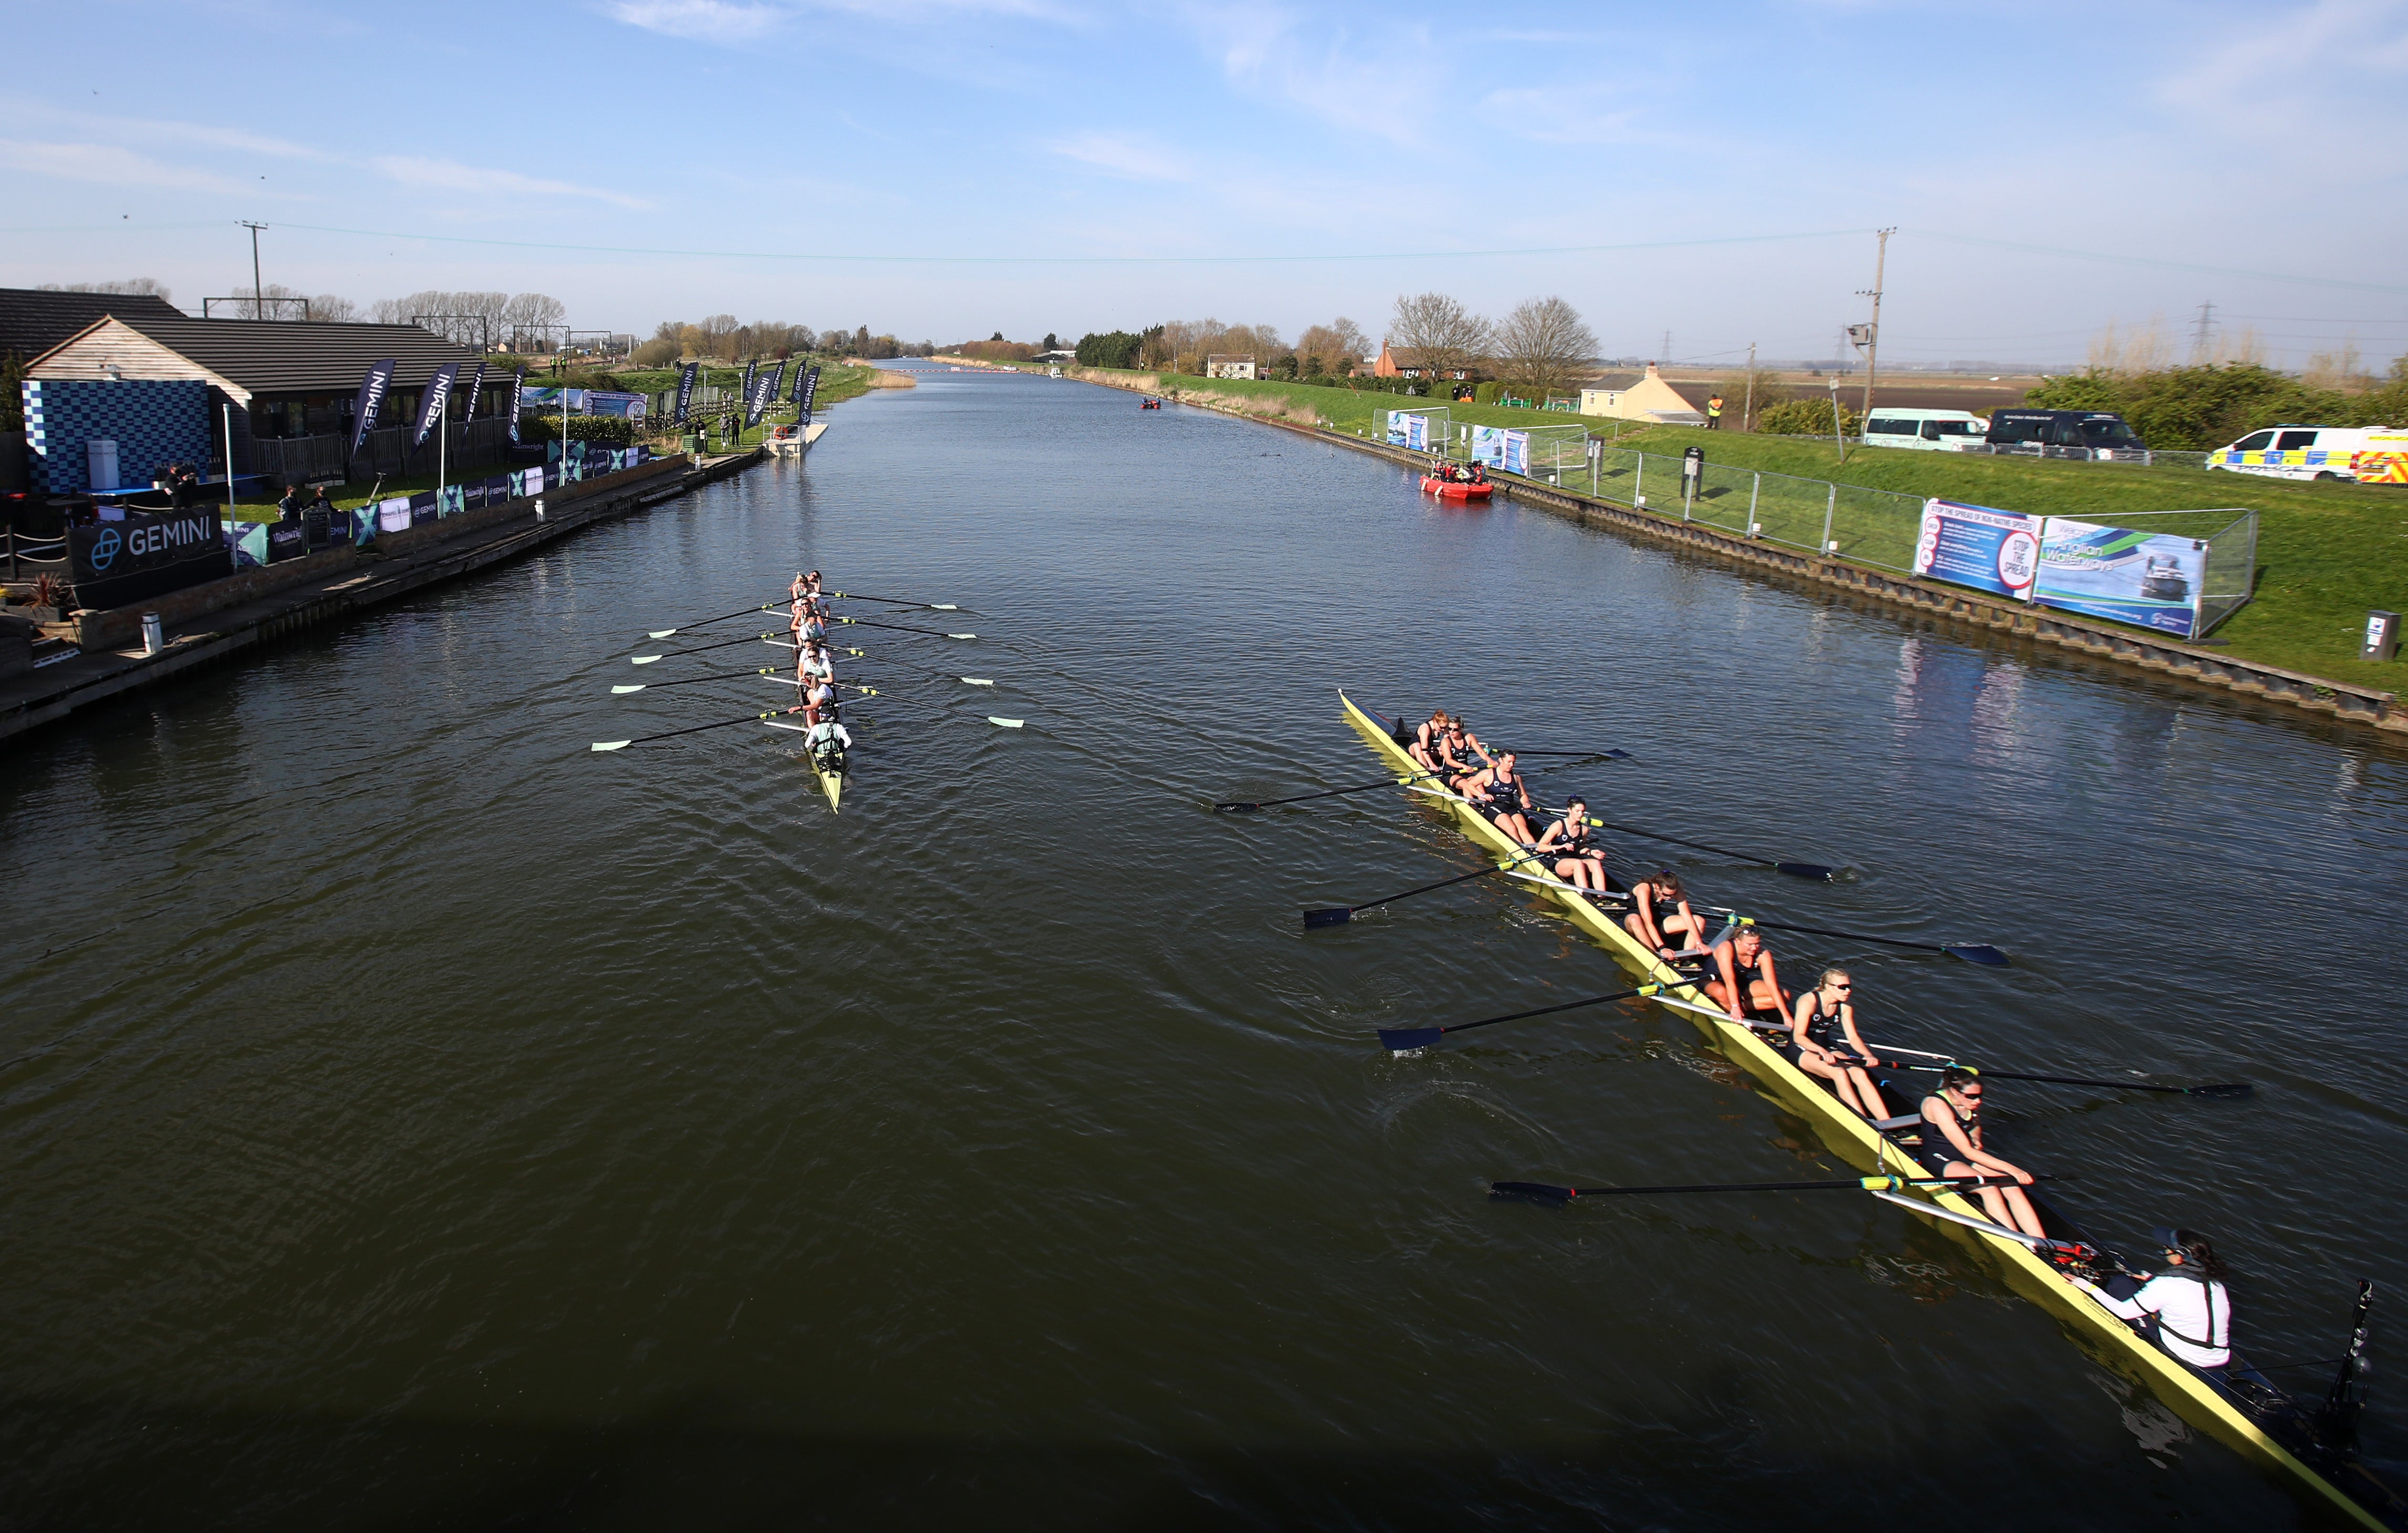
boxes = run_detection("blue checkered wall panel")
[22,379,212,494]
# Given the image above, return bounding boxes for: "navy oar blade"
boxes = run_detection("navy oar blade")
[1378,1026,1444,1052]
[1302,907,1355,929]
[1490,1181,1578,1205]
[1773,862,1838,882]
[2191,1082,2254,1098]
[1945,944,2012,966]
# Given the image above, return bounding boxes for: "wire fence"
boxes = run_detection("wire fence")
[1586,447,1927,572]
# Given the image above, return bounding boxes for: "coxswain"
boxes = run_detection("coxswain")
[1704,924,1789,1022]
[2070,1229,2232,1372]
[1787,968,1893,1122]
[804,715,853,778]
[1460,750,1538,845]
[1624,868,1703,958]
[1533,794,1611,892]
[1915,1068,2045,1238]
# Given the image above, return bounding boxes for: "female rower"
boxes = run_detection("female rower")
[1916,1067,2045,1238]
[797,638,835,694]
[2071,1230,2232,1372]
[1625,868,1702,959]
[800,674,839,727]
[1788,968,1893,1122]
[1704,925,1788,1022]
[1410,709,1453,773]
[1461,750,1538,845]
[1534,795,1612,892]
[1438,719,1493,792]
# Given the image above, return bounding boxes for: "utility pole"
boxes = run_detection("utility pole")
[1660,330,1672,366]
[1857,226,1894,430]
[2192,299,2217,362]
[1742,341,1757,432]
[238,220,268,319]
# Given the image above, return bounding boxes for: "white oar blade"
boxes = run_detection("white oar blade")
[962,677,992,686]
[988,716,1023,728]
[591,740,632,752]
[610,684,646,694]
[647,627,677,638]
[946,633,977,640]
[632,654,662,665]
[930,604,958,610]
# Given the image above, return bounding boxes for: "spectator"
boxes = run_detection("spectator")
[1706,393,1725,430]
[277,483,306,522]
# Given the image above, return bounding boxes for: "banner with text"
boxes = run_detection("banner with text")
[68,505,226,610]
[1501,429,1529,477]
[509,367,525,442]
[744,368,777,426]
[348,359,395,457]
[674,362,698,424]
[2032,519,2210,637]
[1913,499,2044,600]
[797,365,822,424]
[412,363,460,448]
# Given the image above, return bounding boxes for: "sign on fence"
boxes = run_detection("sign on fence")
[67,505,226,610]
[1501,429,1529,477]
[1913,499,2043,600]
[2031,519,2209,637]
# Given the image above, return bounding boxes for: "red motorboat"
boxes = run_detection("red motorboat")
[1420,475,1493,500]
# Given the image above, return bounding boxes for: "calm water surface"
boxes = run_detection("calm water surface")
[4,363,2405,1529]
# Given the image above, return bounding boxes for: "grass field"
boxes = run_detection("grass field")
[1064,366,2408,691]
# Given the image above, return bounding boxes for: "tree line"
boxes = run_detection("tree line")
[630,321,935,365]
[2023,357,2408,450]
[1069,293,1600,402]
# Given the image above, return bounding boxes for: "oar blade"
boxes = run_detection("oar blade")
[948,633,977,640]
[1944,944,2012,967]
[1488,1181,1576,1205]
[647,627,678,638]
[930,604,958,610]
[2190,1082,2255,1099]
[1378,1026,1444,1053]
[590,740,631,752]
[610,684,645,694]
[988,717,1023,729]
[1301,906,1355,929]
[1773,862,1837,881]
[962,677,993,686]
[1213,802,1264,814]
[631,655,662,665]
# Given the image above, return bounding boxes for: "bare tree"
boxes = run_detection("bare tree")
[1492,297,1598,403]
[1388,292,1492,384]
[1297,318,1372,375]
[310,293,358,322]
[41,277,174,303]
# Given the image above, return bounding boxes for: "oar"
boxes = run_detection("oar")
[1304,848,1551,929]
[828,587,970,611]
[1871,1057,2250,1098]
[631,631,785,664]
[1507,749,1634,761]
[831,616,976,639]
[1378,979,1677,1053]
[644,603,781,638]
[1576,816,1834,881]
[1491,1172,2070,1205]
[613,667,779,694]
[1218,772,1439,813]
[1726,915,2008,967]
[591,709,796,752]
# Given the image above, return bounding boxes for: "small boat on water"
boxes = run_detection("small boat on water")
[764,421,831,458]
[1420,475,1492,500]
[1140,397,1164,410]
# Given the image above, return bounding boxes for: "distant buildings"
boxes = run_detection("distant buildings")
[1579,363,1707,426]
[1205,354,1258,380]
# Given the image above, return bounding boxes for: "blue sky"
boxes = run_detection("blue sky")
[3,0,2404,370]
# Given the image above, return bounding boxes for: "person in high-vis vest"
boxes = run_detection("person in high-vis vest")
[1705,393,1725,429]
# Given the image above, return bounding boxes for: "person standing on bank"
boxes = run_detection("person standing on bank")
[2069,1229,2232,1372]
[1705,393,1725,430]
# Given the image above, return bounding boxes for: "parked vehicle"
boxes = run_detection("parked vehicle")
[1983,408,2148,460]
[1862,408,1991,452]
[2207,425,2408,483]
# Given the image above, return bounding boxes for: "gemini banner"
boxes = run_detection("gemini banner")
[412,362,460,448]
[459,360,487,422]
[348,359,395,457]
[509,367,525,442]
[744,366,778,426]
[674,362,699,424]
[797,365,821,425]
[68,505,226,610]
[1913,499,2044,600]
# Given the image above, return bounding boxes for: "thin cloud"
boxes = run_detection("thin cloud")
[604,0,786,41]
[1046,132,1192,182]
[1478,85,1653,147]
[373,156,652,210]
[0,139,258,195]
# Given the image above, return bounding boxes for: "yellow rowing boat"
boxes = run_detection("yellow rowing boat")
[1340,691,2402,1531]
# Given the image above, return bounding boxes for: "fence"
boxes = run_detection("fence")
[1761,435,2217,474]
[1587,446,1927,572]
[237,417,525,486]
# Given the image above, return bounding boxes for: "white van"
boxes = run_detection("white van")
[1862,408,1991,452]
[2207,425,2408,482]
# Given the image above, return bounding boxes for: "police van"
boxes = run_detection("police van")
[2206,425,2408,484]
[1861,408,1990,452]
[1982,408,2148,460]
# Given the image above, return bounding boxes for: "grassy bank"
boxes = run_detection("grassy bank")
[1065,366,2408,691]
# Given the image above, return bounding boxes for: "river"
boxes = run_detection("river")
[3,361,2403,1528]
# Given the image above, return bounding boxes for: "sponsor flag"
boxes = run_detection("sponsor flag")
[460,360,487,422]
[508,367,525,443]
[412,362,460,449]
[348,359,395,457]
[744,365,778,427]
[765,361,786,413]
[797,365,822,425]
[673,362,698,424]
[741,359,757,413]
